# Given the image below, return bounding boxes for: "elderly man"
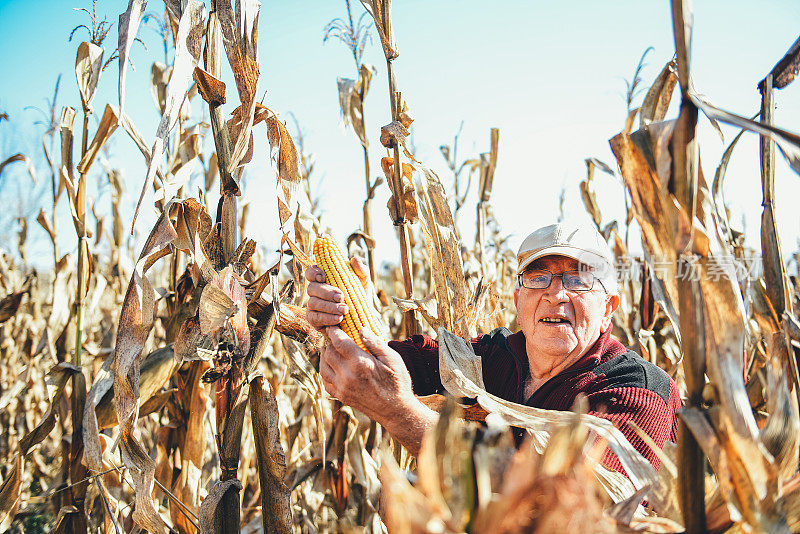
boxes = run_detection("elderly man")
[305,222,680,472]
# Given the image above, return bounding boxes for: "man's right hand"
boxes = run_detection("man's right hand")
[305,264,348,330]
[305,258,372,331]
[304,261,439,456]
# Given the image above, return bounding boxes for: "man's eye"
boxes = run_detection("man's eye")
[564,272,592,288]
[527,274,549,285]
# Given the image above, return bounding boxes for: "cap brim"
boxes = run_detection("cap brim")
[517,245,608,274]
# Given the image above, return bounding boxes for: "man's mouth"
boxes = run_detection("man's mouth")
[540,316,571,325]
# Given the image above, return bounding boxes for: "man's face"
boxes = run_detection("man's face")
[513,255,619,362]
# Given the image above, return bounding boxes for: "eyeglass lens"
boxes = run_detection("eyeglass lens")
[520,269,594,291]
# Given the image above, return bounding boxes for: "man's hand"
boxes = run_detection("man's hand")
[320,327,412,420]
[305,257,373,331]
[318,326,437,455]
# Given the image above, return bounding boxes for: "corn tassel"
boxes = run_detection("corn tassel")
[313,234,386,351]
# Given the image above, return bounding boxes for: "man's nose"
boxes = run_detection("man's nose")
[542,275,569,301]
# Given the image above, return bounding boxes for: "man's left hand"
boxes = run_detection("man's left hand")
[319,326,415,424]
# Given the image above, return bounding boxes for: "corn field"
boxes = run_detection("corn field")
[1,0,800,532]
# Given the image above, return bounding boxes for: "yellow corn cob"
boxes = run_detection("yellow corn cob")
[313,234,386,352]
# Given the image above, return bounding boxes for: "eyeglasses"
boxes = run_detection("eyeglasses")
[518,268,605,292]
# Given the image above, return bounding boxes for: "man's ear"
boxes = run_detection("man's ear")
[602,294,620,332]
[513,288,519,308]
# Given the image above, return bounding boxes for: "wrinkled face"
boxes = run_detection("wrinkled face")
[514,255,619,363]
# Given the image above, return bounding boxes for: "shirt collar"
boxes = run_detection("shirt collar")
[507,327,626,379]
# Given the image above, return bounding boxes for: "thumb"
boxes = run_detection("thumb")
[328,325,362,355]
[360,328,401,367]
[349,256,370,289]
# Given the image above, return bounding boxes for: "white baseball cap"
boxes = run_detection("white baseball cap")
[516,222,618,293]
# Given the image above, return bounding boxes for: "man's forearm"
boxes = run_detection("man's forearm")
[374,396,439,456]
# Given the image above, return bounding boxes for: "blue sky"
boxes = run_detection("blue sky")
[1,0,800,272]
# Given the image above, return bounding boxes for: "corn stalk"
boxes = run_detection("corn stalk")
[475,128,499,280]
[670,1,706,531]
[758,36,800,403]
[360,0,420,335]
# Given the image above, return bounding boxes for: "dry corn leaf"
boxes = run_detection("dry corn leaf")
[580,179,602,228]
[170,361,208,533]
[680,407,743,525]
[75,41,103,113]
[215,0,259,104]
[759,355,800,481]
[380,119,410,152]
[198,479,243,534]
[417,398,473,531]
[711,126,749,246]
[412,162,470,337]
[275,302,324,351]
[176,122,205,168]
[0,289,26,324]
[624,107,640,136]
[249,375,292,534]
[199,280,236,332]
[118,0,147,117]
[89,346,178,430]
[689,89,800,176]
[379,450,453,534]
[360,0,398,60]
[436,327,657,494]
[609,124,681,332]
[474,422,615,534]
[0,153,37,184]
[227,101,257,171]
[640,58,678,128]
[36,209,57,249]
[59,106,76,199]
[337,63,376,148]
[76,104,119,175]
[398,98,414,129]
[193,66,226,107]
[132,0,205,232]
[392,294,439,330]
[155,157,194,204]
[0,364,73,530]
[259,106,302,216]
[217,266,250,354]
[150,62,171,113]
[381,156,417,223]
[174,313,214,362]
[109,199,208,532]
[117,107,167,185]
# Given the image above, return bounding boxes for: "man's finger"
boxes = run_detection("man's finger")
[360,328,401,369]
[306,309,344,328]
[305,264,326,283]
[308,296,348,316]
[307,280,344,303]
[328,325,365,358]
[320,350,339,389]
[350,256,369,288]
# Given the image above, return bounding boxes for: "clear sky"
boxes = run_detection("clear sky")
[1,0,800,273]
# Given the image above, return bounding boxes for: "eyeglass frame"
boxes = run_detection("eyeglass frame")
[517,267,608,293]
